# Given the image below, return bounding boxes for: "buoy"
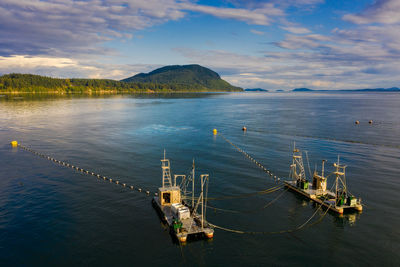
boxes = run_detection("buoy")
[213,129,217,135]
[123,183,126,187]
[146,191,150,195]
[130,186,134,189]
[11,141,18,147]
[116,181,119,184]
[242,126,247,131]
[355,120,360,125]
[369,120,373,124]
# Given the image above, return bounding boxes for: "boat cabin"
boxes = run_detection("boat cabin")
[158,186,181,206]
[312,173,327,191]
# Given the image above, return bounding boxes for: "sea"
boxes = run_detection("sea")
[0,92,399,266]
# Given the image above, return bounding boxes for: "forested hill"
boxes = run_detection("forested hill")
[121,64,242,91]
[0,66,242,93]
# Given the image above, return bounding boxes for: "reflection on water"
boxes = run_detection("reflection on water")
[0,92,399,266]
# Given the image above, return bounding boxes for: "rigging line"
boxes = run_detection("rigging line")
[181,185,283,201]
[208,203,332,235]
[207,187,289,214]
[16,143,154,196]
[249,128,400,150]
[208,183,337,234]
[218,132,283,183]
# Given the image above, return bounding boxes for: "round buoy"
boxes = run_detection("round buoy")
[11,141,18,147]
[355,120,360,125]
[369,120,373,124]
[213,129,217,135]
[242,126,247,131]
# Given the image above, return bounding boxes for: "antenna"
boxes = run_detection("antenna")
[305,151,312,178]
[322,160,326,177]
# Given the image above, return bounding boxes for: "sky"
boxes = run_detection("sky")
[1,0,400,90]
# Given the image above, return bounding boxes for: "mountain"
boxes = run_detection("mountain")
[122,64,242,91]
[350,87,400,92]
[292,87,400,92]
[0,65,242,93]
[245,88,268,92]
[293,88,313,92]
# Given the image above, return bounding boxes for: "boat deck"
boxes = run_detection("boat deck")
[284,181,363,214]
[153,197,214,242]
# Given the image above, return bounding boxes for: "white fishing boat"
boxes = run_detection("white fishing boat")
[152,151,214,242]
[284,145,363,214]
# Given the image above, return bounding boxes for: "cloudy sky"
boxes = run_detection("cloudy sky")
[1,0,399,90]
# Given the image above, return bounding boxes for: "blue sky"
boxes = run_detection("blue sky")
[1,0,399,90]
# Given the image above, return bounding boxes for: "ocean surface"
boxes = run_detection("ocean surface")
[0,92,399,266]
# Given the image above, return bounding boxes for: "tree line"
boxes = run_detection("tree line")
[0,73,241,93]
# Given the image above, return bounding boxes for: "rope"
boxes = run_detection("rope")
[208,203,332,235]
[250,128,400,150]
[181,185,283,201]
[207,187,289,214]
[218,133,282,182]
[17,143,154,196]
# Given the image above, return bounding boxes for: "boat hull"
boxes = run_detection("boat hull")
[284,181,362,214]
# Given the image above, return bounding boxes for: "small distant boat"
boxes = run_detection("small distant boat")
[284,144,362,214]
[152,151,214,243]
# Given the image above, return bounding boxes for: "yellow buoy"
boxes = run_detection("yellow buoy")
[11,141,18,147]
[213,129,217,135]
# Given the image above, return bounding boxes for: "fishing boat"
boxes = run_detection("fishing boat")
[284,144,363,214]
[152,151,214,243]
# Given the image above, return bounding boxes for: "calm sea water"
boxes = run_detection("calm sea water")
[0,92,399,266]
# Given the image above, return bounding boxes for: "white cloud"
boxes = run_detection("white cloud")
[281,26,311,34]
[0,55,159,80]
[180,2,284,25]
[250,29,265,35]
[343,0,400,24]
[0,0,287,58]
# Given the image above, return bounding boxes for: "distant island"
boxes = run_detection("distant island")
[293,88,313,92]
[245,88,268,92]
[0,64,243,93]
[292,87,400,92]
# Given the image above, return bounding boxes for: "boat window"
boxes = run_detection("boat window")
[162,192,171,204]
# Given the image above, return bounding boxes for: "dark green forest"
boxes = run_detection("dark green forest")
[0,70,242,93]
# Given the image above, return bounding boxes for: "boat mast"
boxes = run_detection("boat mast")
[333,155,347,205]
[290,142,306,182]
[199,174,210,230]
[192,159,195,208]
[201,174,204,230]
[335,156,339,202]
[161,149,172,187]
